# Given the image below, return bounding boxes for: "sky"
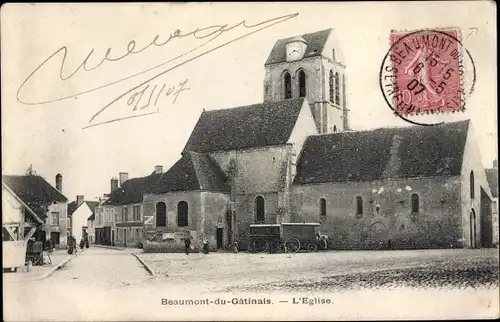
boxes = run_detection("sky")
[1,2,497,202]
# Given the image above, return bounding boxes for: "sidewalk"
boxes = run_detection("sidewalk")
[3,249,81,283]
[92,244,142,253]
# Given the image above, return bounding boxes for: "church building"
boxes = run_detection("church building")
[142,28,494,251]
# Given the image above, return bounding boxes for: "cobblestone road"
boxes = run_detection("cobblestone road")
[3,248,498,321]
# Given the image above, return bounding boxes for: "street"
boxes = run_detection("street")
[3,247,499,321]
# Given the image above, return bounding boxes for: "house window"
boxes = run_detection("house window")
[115,208,121,223]
[51,212,60,226]
[284,72,292,99]
[133,205,141,221]
[470,171,475,199]
[298,70,306,97]
[123,206,129,222]
[320,198,326,217]
[156,202,167,227]
[177,201,189,227]
[411,193,419,213]
[255,196,265,223]
[335,72,340,105]
[329,70,334,102]
[356,197,363,216]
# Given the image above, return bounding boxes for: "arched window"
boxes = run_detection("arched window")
[411,194,419,213]
[177,201,188,227]
[284,72,292,99]
[320,198,326,217]
[334,72,340,105]
[298,70,306,97]
[333,125,337,132]
[329,70,334,102]
[156,202,167,227]
[470,171,475,199]
[356,196,363,215]
[255,196,265,223]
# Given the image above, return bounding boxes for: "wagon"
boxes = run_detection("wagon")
[249,222,323,253]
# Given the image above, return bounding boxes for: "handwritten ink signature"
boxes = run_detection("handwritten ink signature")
[16,12,299,129]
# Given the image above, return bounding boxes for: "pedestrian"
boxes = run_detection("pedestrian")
[202,239,209,254]
[184,236,191,255]
[232,241,239,254]
[79,239,85,250]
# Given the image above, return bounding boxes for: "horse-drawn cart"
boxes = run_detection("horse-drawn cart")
[249,222,325,253]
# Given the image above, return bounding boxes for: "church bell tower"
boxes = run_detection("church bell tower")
[263,28,349,133]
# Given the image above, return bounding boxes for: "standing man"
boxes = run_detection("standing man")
[184,236,191,255]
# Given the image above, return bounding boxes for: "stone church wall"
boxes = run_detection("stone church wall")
[201,192,230,250]
[459,123,494,248]
[142,192,202,251]
[291,176,463,249]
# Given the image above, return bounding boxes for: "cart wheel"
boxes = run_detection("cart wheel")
[284,237,301,253]
[252,239,269,253]
[306,243,318,252]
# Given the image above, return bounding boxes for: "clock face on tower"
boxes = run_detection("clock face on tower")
[287,42,302,60]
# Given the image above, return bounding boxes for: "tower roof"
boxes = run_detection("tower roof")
[265,29,332,65]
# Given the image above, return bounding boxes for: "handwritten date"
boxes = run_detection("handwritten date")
[127,79,189,111]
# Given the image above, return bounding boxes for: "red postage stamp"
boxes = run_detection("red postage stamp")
[388,28,464,115]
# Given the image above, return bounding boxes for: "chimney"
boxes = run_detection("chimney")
[154,165,163,174]
[494,159,498,168]
[55,173,62,192]
[110,177,119,192]
[77,195,84,207]
[119,172,129,187]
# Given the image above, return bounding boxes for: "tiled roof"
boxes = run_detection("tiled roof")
[183,98,305,153]
[2,175,68,207]
[265,29,332,65]
[485,168,498,198]
[148,152,229,194]
[104,173,163,206]
[293,120,470,184]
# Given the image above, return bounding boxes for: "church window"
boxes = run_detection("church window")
[470,171,475,199]
[255,196,265,223]
[332,48,336,61]
[356,196,363,216]
[284,72,292,99]
[298,70,306,97]
[335,72,340,105]
[156,202,167,227]
[333,125,337,132]
[329,70,334,102]
[177,201,188,227]
[320,198,326,217]
[411,194,419,213]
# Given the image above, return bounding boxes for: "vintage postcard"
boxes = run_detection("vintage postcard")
[1,2,498,321]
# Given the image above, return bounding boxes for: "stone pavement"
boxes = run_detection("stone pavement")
[2,248,80,283]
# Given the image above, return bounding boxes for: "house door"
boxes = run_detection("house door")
[470,209,477,248]
[124,229,127,247]
[111,229,115,246]
[51,232,60,246]
[216,228,223,249]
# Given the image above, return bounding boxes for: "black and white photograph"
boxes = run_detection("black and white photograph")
[1,2,498,321]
